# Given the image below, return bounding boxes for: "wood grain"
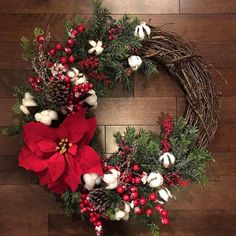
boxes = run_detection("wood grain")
[94,97,176,125]
[180,0,236,14]
[1,14,236,42]
[0,0,179,14]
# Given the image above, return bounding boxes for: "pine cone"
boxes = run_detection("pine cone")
[89,189,110,212]
[44,80,69,106]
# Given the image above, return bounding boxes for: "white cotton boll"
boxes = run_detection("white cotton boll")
[124,203,131,213]
[35,110,58,126]
[24,92,34,100]
[147,172,163,188]
[83,173,101,191]
[40,116,53,126]
[159,152,176,168]
[22,98,37,107]
[102,169,120,189]
[34,113,42,122]
[158,188,173,202]
[84,95,97,107]
[20,105,30,115]
[115,211,125,221]
[88,40,104,55]
[123,213,129,221]
[48,110,58,120]
[73,74,87,85]
[128,55,142,71]
[141,172,148,184]
[67,70,76,78]
[134,22,151,41]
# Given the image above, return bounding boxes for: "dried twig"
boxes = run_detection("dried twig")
[141,29,220,147]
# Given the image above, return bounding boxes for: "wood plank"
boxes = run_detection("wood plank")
[0,70,28,97]
[134,69,184,97]
[1,14,236,42]
[105,125,159,153]
[180,0,236,14]
[167,180,236,210]
[0,213,48,236]
[160,210,236,236]
[0,128,21,155]
[195,42,236,69]
[0,185,63,215]
[95,97,176,126]
[0,98,17,126]
[208,152,236,181]
[0,0,179,14]
[0,155,37,185]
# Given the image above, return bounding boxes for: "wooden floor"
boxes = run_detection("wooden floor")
[0,0,236,235]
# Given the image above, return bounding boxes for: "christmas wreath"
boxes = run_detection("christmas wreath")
[4,1,219,235]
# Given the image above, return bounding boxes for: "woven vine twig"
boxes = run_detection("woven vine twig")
[141,27,219,147]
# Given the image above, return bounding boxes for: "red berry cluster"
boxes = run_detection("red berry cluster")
[161,114,174,152]
[88,71,110,84]
[47,24,86,65]
[65,82,94,113]
[108,25,123,41]
[28,76,43,93]
[80,194,103,236]
[164,171,190,187]
[79,57,99,71]
[118,141,133,157]
[155,204,170,225]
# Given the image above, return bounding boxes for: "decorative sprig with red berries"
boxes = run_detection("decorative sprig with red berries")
[62,116,212,236]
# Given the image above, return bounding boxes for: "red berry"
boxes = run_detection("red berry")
[132,164,140,172]
[37,35,45,43]
[120,151,126,156]
[88,83,93,89]
[48,49,56,56]
[77,24,86,32]
[134,176,141,184]
[96,221,102,227]
[130,186,138,192]
[135,207,142,215]
[60,56,68,65]
[132,199,139,207]
[108,34,115,41]
[155,204,163,213]
[65,47,72,55]
[146,208,153,216]
[130,192,138,200]
[149,193,157,202]
[139,197,147,206]
[64,76,71,83]
[67,38,75,47]
[161,217,170,225]
[55,43,63,51]
[71,29,78,37]
[68,55,75,63]
[122,194,130,202]
[116,186,125,195]
[161,210,168,217]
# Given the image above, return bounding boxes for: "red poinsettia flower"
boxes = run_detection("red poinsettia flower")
[19,109,103,194]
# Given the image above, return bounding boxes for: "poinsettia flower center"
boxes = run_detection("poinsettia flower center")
[55,138,72,154]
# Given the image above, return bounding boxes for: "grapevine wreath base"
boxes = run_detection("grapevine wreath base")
[4,1,219,235]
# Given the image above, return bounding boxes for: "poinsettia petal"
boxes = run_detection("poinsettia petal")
[23,122,57,157]
[19,145,47,172]
[48,153,65,182]
[48,180,68,194]
[64,154,81,192]
[68,144,77,156]
[57,108,96,144]
[37,139,57,153]
[76,145,103,176]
